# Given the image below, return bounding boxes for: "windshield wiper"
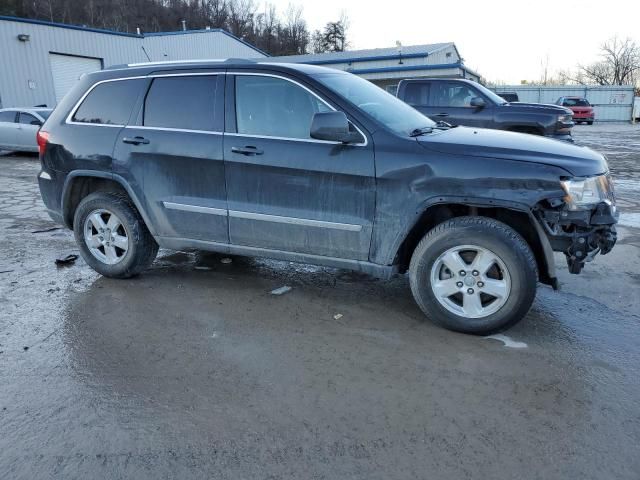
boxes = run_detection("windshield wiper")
[409,126,434,137]
[410,121,459,137]
[434,120,458,129]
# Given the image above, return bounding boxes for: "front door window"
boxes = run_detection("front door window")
[235,76,331,140]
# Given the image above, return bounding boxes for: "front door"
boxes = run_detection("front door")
[113,73,228,243]
[224,73,375,261]
[428,81,494,128]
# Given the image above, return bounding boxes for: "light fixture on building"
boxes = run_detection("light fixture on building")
[396,41,403,65]
[17,34,30,42]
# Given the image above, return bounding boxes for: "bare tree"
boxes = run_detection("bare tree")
[0,0,316,56]
[579,37,640,86]
[310,13,350,53]
[278,5,308,55]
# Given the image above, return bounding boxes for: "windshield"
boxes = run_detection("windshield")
[38,110,52,120]
[313,72,435,136]
[562,98,590,107]
[473,83,510,105]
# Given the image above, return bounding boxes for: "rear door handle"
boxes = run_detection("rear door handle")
[122,136,150,145]
[231,146,263,156]
[434,113,449,117]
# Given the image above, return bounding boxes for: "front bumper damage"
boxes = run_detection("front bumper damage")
[535,200,618,274]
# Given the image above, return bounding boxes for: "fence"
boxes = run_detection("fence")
[492,85,635,122]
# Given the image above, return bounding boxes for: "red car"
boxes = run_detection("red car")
[557,97,594,125]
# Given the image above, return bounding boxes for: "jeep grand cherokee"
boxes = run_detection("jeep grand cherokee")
[37,60,618,334]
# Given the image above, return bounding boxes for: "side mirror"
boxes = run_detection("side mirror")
[31,120,43,126]
[470,97,486,108]
[310,111,362,144]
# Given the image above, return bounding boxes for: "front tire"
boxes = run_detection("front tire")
[73,192,158,278]
[409,216,538,334]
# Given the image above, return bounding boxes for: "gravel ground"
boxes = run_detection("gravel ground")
[1,124,639,479]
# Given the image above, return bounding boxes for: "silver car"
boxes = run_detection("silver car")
[0,108,53,152]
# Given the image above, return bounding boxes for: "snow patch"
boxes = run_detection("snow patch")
[485,334,528,349]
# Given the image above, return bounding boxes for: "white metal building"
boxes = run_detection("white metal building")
[265,43,481,92]
[493,85,636,122]
[0,16,267,108]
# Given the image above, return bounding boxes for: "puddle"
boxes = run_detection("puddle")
[619,213,640,229]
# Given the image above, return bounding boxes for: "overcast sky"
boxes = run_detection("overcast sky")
[268,0,639,84]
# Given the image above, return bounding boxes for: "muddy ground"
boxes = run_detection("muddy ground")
[1,124,639,479]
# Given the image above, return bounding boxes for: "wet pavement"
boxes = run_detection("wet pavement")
[1,124,639,479]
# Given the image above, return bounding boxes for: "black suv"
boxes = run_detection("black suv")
[37,60,617,334]
[396,78,575,142]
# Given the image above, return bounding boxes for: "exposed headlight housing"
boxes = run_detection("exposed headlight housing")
[558,114,573,123]
[561,174,616,211]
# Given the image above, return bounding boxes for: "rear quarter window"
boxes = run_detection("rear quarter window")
[0,111,17,123]
[72,79,144,125]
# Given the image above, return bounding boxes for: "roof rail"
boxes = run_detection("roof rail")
[120,58,258,68]
[223,58,257,64]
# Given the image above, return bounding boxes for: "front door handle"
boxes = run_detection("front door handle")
[434,113,449,117]
[231,146,263,156]
[122,136,150,145]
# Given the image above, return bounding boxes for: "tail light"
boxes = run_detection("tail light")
[36,130,49,155]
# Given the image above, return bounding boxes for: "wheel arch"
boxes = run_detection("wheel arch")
[393,197,558,288]
[61,171,156,236]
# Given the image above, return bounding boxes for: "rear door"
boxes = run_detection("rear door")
[16,112,42,150]
[0,111,18,149]
[113,73,228,243]
[223,72,375,261]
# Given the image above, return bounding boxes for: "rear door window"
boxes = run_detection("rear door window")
[404,83,430,106]
[143,76,218,131]
[0,111,17,123]
[73,79,144,125]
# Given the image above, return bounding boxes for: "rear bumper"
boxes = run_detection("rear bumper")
[37,168,65,225]
[45,208,65,224]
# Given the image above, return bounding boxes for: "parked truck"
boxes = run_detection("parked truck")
[397,78,575,141]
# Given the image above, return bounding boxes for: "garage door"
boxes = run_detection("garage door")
[49,54,103,104]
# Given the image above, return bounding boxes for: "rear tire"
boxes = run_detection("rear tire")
[409,216,538,334]
[73,192,158,278]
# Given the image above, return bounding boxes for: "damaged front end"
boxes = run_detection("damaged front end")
[535,173,618,274]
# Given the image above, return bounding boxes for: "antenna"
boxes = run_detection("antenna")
[141,45,151,62]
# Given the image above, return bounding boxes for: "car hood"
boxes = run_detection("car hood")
[417,127,608,177]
